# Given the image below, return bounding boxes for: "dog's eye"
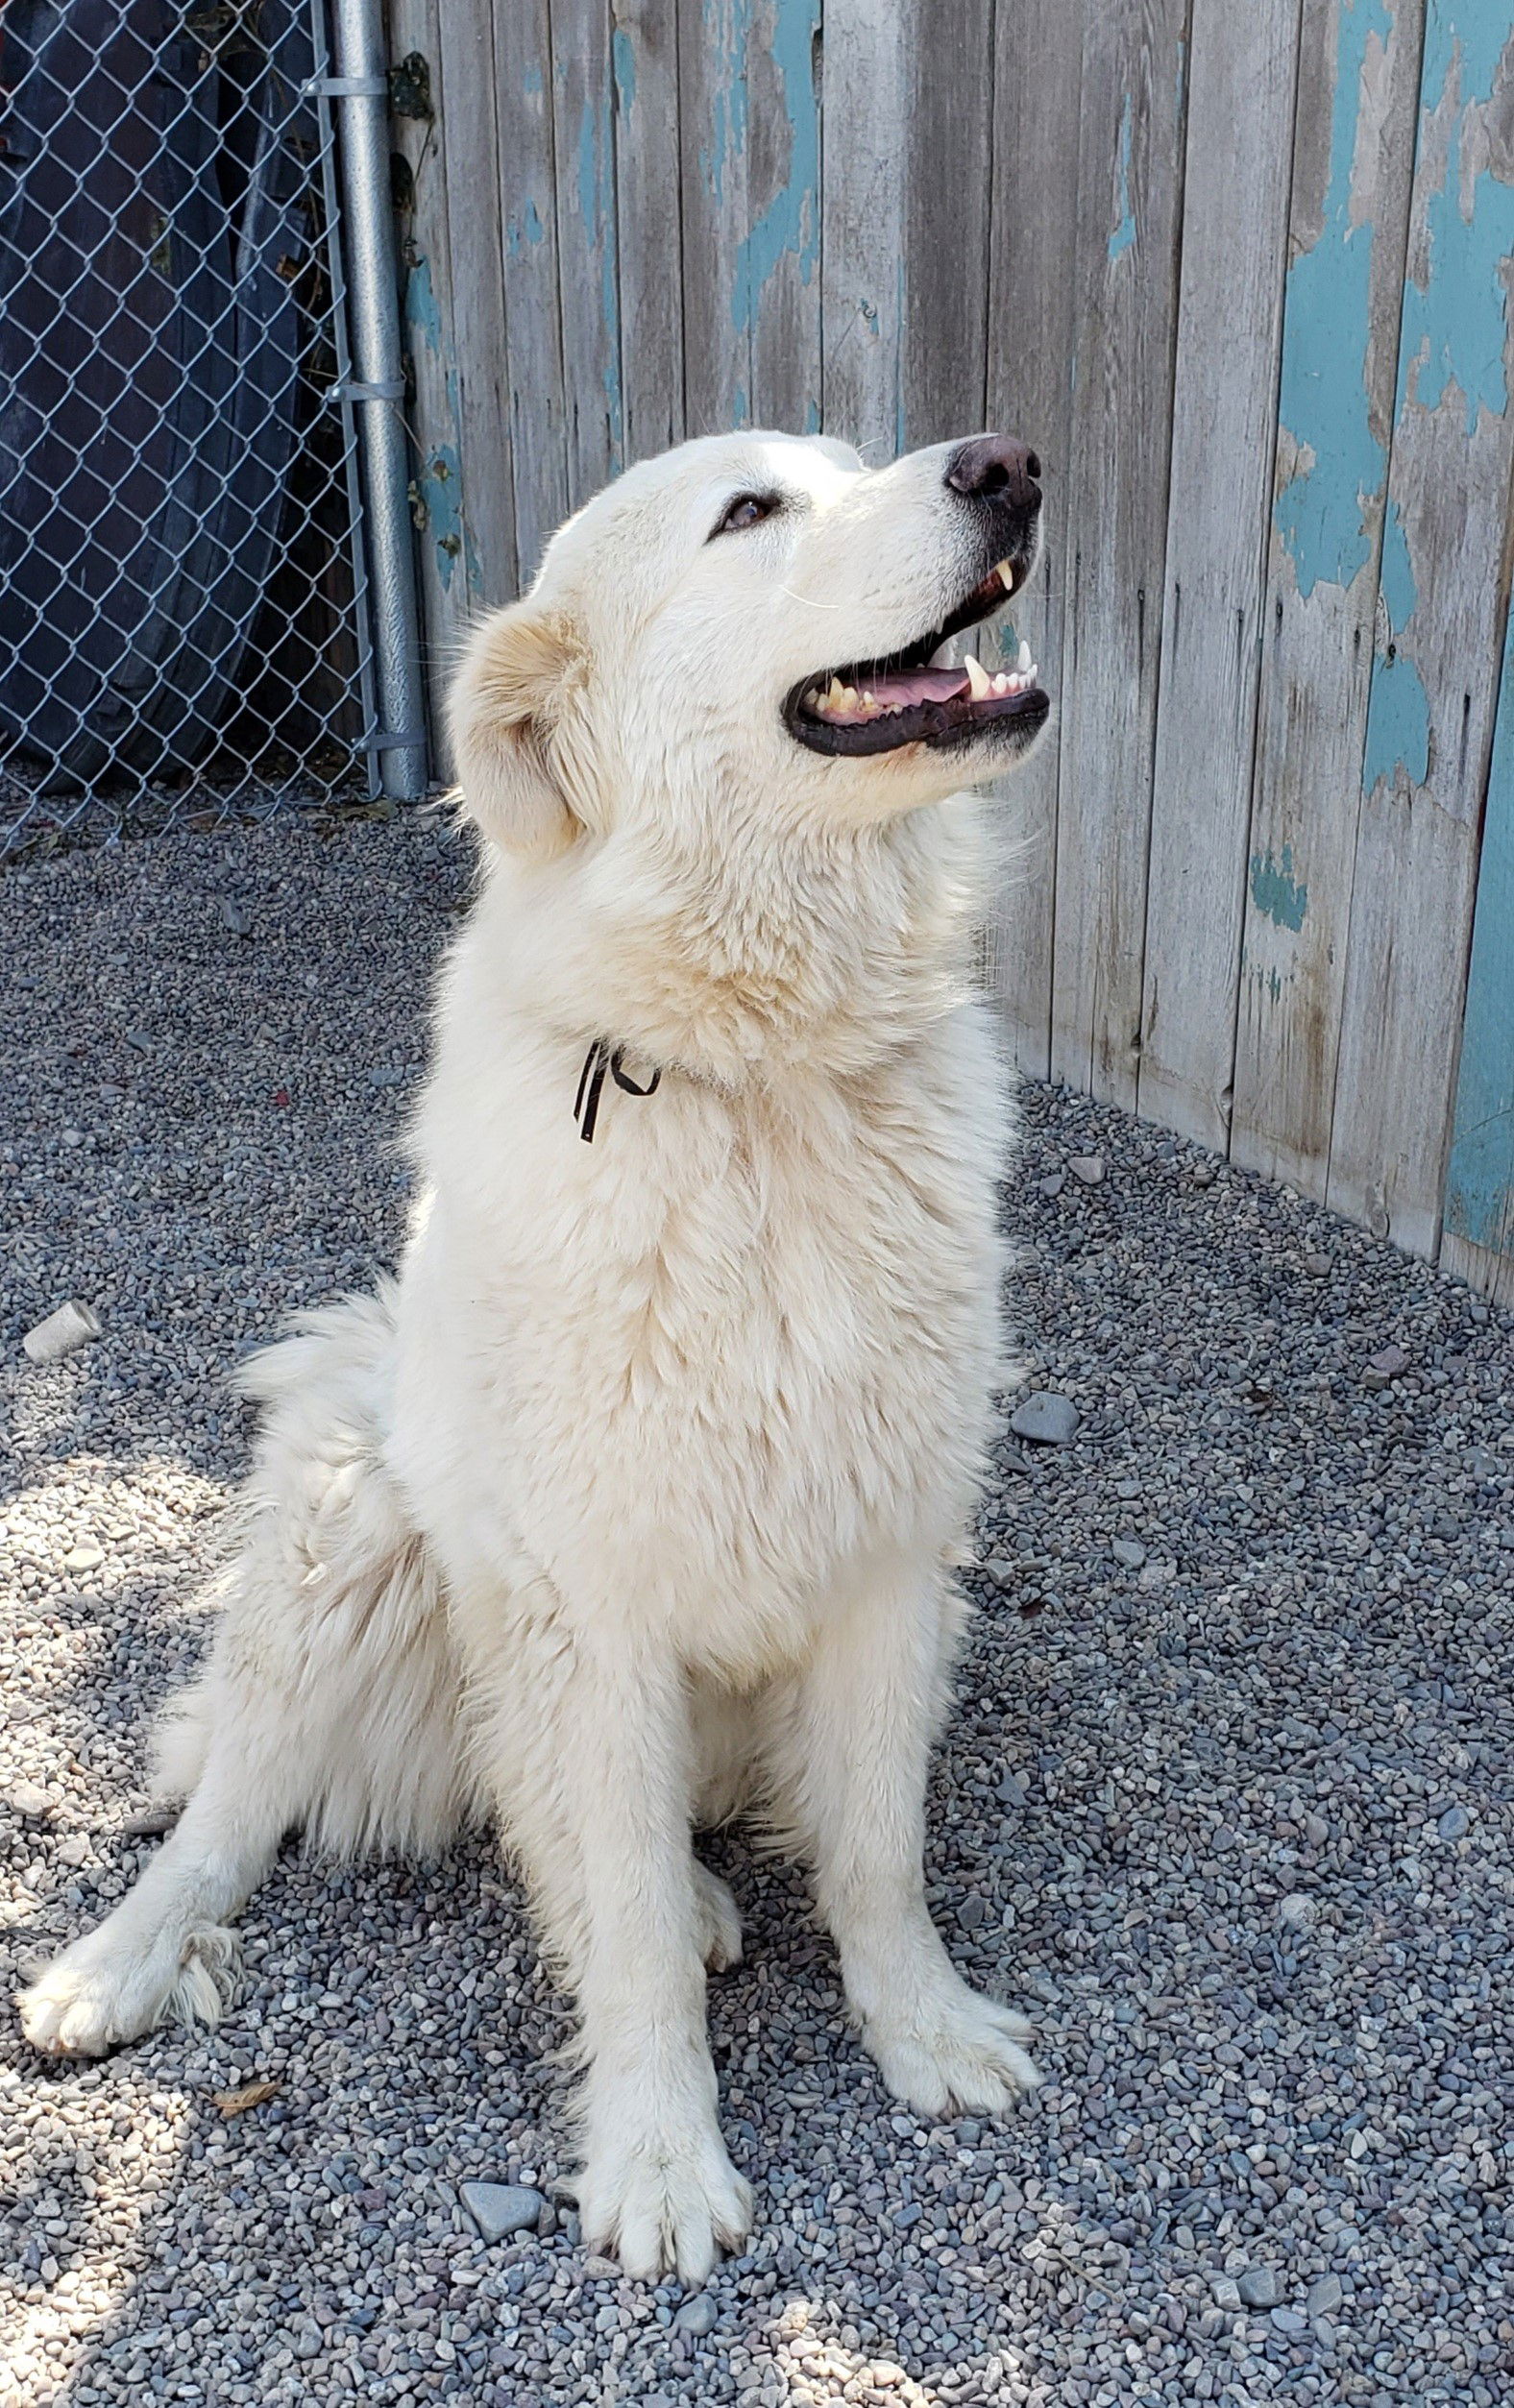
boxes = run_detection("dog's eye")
[710,492,779,539]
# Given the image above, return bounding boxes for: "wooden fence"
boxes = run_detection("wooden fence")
[382,0,1514,1305]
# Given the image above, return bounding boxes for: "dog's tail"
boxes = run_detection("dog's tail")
[153,1281,476,1861]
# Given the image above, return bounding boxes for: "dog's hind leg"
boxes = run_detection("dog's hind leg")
[761,1548,1040,2116]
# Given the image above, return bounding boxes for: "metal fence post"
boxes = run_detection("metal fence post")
[329,0,427,800]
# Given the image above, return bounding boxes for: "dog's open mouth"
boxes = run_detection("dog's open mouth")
[783,556,1049,757]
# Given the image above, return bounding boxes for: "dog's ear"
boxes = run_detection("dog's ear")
[449,601,586,861]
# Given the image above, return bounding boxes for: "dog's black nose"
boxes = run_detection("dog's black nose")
[944,434,1041,512]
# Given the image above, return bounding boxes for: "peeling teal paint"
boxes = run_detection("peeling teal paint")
[612,26,637,117]
[1108,93,1136,259]
[730,0,820,333]
[1273,0,1393,596]
[1400,10,1514,434]
[577,92,623,467]
[404,252,444,352]
[1446,583,1514,1254]
[506,198,547,261]
[403,258,479,596]
[1358,3,1514,795]
[702,0,751,209]
[418,446,464,591]
[1249,843,1310,931]
[1362,649,1431,788]
[733,384,749,426]
[804,398,821,434]
[524,60,543,99]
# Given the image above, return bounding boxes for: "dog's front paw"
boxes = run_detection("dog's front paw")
[577,2107,753,2282]
[866,1975,1040,2117]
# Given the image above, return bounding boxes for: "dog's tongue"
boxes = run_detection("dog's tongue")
[872,667,968,707]
[822,666,968,723]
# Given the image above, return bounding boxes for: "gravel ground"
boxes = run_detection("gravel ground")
[2,814,1512,2408]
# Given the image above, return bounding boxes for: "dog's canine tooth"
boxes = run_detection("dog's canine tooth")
[965,653,992,702]
[1016,638,1032,674]
[995,557,1016,594]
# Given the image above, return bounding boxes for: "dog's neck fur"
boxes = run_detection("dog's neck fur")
[471,793,993,1086]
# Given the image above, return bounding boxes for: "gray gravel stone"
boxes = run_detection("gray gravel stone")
[1111,1538,1146,1569]
[1236,2267,1282,2309]
[7,1781,51,1820]
[459,2181,545,2241]
[1307,2273,1344,2320]
[2,819,1509,2408]
[1067,1154,1106,1185]
[1437,1803,1472,1840]
[1009,1389,1081,1445]
[673,2295,719,2336]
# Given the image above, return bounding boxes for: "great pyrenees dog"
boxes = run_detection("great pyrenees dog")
[20,428,1050,2278]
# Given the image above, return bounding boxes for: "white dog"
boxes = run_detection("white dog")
[20,428,1050,2279]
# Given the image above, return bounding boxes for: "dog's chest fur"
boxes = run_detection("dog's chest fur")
[398,996,1011,1679]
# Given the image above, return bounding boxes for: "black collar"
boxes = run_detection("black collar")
[574,1040,661,1141]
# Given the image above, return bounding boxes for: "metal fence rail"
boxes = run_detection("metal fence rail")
[0,0,426,863]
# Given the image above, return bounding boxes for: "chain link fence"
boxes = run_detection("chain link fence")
[0,0,427,865]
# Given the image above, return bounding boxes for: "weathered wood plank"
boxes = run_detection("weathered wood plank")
[679,0,822,435]
[495,0,570,589]
[818,0,907,457]
[434,0,516,614]
[549,0,623,506]
[1136,0,1302,1152]
[1049,0,1191,1112]
[818,3,993,452]
[1327,3,1514,1258]
[612,0,686,463]
[901,6,995,450]
[981,0,1087,1076]
[1442,615,1514,1301]
[387,0,469,751]
[1232,0,1426,1198]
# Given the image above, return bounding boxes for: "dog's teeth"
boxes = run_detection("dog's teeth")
[1016,639,1032,673]
[965,652,992,702]
[995,557,1016,594]
[991,673,1009,694]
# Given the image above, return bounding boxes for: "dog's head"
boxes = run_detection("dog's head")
[450,431,1046,863]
